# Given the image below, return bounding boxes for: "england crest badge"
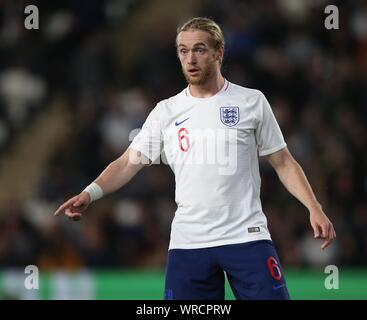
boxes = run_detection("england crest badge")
[220,106,239,127]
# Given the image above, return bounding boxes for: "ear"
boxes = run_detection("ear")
[216,46,224,64]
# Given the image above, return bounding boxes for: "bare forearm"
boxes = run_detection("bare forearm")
[275,159,320,211]
[93,150,144,196]
[267,148,335,249]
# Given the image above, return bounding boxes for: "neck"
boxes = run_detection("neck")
[189,72,225,98]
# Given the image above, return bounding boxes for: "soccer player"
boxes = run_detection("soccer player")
[54,17,336,300]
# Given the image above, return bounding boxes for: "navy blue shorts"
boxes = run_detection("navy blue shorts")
[164,240,290,300]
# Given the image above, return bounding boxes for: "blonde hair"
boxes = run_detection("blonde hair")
[176,17,225,50]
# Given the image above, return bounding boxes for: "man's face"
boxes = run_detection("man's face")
[177,30,222,86]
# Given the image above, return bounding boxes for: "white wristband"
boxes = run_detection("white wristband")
[83,182,103,203]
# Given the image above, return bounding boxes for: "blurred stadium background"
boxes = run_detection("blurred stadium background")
[0,0,366,299]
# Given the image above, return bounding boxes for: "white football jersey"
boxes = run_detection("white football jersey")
[129,79,287,249]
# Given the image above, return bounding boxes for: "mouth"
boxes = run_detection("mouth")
[187,68,200,76]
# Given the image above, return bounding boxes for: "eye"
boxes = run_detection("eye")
[195,47,206,54]
[179,49,188,55]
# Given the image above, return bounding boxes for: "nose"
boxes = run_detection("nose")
[187,50,197,65]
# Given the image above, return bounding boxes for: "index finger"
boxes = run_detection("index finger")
[321,223,329,239]
[54,196,78,216]
[321,238,332,250]
[321,224,334,250]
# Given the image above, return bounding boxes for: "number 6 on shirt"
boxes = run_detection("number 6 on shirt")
[267,256,282,280]
[178,128,190,152]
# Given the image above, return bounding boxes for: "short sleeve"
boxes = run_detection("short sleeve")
[129,103,163,165]
[255,93,287,156]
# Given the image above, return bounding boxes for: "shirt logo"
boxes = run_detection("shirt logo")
[248,227,260,233]
[220,106,239,126]
[175,117,190,126]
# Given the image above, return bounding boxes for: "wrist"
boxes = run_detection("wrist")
[308,202,322,213]
[83,182,103,203]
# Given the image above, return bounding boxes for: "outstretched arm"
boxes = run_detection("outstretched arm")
[266,147,336,250]
[54,148,146,220]
[93,148,145,195]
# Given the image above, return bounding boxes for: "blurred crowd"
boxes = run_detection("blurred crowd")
[0,0,366,271]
